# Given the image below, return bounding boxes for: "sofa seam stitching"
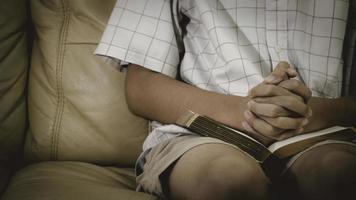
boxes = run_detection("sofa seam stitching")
[50,0,70,160]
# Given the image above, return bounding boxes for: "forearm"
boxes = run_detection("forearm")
[125,64,249,130]
[305,95,356,132]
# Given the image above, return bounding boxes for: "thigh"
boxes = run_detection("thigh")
[287,142,356,173]
[136,135,269,200]
[277,142,356,200]
[136,135,237,198]
[169,143,265,184]
[168,143,269,200]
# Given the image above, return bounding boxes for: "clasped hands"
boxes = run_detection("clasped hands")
[242,62,312,145]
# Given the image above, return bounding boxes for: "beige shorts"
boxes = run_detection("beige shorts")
[135,135,356,199]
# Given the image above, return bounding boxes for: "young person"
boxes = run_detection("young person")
[96,0,356,199]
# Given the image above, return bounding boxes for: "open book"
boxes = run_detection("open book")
[176,111,356,163]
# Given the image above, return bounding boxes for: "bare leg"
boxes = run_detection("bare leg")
[168,143,270,200]
[277,144,356,200]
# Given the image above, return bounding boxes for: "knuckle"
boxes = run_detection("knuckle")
[249,87,258,97]
[248,103,255,112]
[270,106,280,117]
[277,61,290,69]
[275,117,284,126]
[246,115,255,124]
[301,105,309,116]
[266,124,278,135]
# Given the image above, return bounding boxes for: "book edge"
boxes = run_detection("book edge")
[268,126,349,153]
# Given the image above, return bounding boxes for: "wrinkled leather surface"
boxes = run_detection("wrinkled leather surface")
[1,0,156,198]
[25,0,148,166]
[0,0,28,163]
[0,165,11,195]
[2,161,157,200]
[0,0,29,193]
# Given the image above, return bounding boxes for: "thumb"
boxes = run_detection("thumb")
[264,61,297,84]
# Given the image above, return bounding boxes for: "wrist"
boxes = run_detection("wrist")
[215,95,249,131]
[304,97,336,132]
[342,96,356,127]
[306,96,356,132]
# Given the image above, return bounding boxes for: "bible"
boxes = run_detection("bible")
[176,111,356,163]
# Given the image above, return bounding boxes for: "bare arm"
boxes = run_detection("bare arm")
[126,63,312,144]
[125,64,249,131]
[305,95,356,132]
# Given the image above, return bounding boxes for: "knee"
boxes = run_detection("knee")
[199,155,270,200]
[169,144,270,200]
[298,146,356,181]
[289,145,356,200]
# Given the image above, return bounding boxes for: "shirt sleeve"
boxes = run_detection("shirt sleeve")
[95,0,179,78]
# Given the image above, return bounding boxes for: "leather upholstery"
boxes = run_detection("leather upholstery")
[2,162,156,200]
[25,0,148,166]
[0,0,29,193]
[0,0,28,164]
[1,0,157,199]
[0,166,11,196]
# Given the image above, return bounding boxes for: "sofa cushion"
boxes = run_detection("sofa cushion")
[0,165,11,195]
[25,0,148,166]
[2,162,157,200]
[0,0,29,192]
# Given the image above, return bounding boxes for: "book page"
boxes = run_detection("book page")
[268,126,354,158]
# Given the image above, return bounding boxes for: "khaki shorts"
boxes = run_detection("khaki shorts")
[135,135,356,199]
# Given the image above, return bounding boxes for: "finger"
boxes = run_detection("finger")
[251,97,310,117]
[242,120,258,134]
[264,74,285,84]
[278,79,312,102]
[258,115,309,130]
[241,121,274,145]
[274,128,304,141]
[286,68,298,77]
[264,61,298,84]
[249,83,304,102]
[247,100,297,117]
[244,110,284,140]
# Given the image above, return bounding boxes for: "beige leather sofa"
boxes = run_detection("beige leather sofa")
[0,0,157,199]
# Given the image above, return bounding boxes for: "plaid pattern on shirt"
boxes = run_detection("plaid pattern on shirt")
[95,0,350,151]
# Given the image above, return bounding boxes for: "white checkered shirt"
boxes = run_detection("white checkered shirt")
[95,0,350,151]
